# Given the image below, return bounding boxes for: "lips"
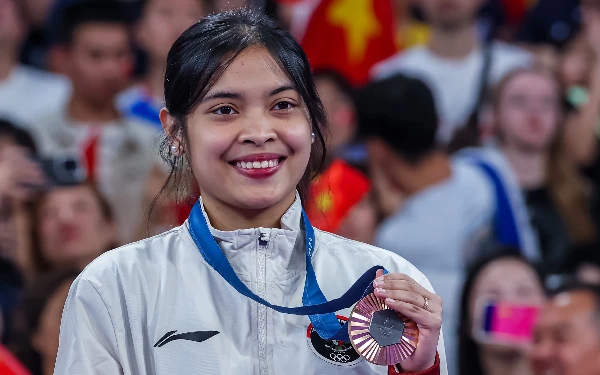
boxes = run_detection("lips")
[229,153,286,179]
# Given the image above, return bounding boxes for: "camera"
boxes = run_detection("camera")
[39,154,87,187]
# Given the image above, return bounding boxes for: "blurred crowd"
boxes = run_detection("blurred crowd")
[2,0,600,374]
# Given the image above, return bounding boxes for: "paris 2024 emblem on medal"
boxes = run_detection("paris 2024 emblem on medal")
[348,293,419,365]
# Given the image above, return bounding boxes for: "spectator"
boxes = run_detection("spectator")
[118,0,208,128]
[458,252,545,375]
[29,1,163,243]
[313,69,357,158]
[530,282,600,375]
[359,73,537,372]
[30,182,116,275]
[0,119,44,281]
[0,0,70,128]
[493,68,596,272]
[372,0,532,145]
[10,270,78,375]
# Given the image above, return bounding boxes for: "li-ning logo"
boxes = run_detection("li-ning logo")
[154,330,219,348]
[379,317,396,339]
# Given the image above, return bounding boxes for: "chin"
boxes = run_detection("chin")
[230,190,291,210]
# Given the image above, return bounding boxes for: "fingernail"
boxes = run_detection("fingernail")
[373,280,381,287]
[375,288,386,294]
[385,298,396,304]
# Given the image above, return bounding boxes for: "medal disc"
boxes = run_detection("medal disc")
[348,293,419,366]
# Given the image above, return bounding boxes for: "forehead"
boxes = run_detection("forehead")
[72,23,130,46]
[504,72,557,94]
[539,291,598,325]
[206,47,293,93]
[475,259,535,287]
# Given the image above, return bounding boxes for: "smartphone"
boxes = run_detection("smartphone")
[474,300,540,345]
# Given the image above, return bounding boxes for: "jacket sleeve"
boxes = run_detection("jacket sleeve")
[54,277,123,375]
[388,353,440,375]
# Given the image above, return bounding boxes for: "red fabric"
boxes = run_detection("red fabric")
[388,353,440,375]
[301,0,396,86]
[306,159,370,233]
[0,345,31,375]
[501,0,537,26]
[82,130,101,182]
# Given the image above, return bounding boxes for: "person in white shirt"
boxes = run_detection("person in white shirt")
[55,9,447,375]
[371,0,532,145]
[358,74,539,374]
[29,1,162,244]
[0,0,70,128]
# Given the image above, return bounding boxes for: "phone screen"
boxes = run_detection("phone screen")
[475,300,540,345]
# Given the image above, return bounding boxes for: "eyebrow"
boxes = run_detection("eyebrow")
[201,85,297,104]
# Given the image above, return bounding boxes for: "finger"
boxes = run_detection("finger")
[384,299,442,330]
[374,276,436,300]
[374,288,441,314]
[375,269,384,280]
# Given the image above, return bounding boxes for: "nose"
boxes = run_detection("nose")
[56,206,76,224]
[237,113,277,146]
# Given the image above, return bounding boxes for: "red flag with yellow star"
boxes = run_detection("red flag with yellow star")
[301,0,396,86]
[306,159,370,233]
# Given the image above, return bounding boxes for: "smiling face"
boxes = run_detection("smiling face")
[166,47,312,221]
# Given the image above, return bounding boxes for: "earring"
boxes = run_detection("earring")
[171,145,180,156]
[311,132,315,144]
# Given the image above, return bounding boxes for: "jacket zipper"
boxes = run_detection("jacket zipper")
[257,229,270,375]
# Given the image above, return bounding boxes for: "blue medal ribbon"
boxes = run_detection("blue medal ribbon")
[187,201,384,342]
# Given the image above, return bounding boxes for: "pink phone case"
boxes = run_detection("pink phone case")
[476,300,540,344]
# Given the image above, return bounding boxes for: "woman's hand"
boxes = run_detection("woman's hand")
[373,270,442,373]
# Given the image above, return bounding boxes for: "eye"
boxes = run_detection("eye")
[272,101,296,111]
[212,106,238,116]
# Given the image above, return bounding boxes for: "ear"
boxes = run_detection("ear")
[48,45,69,75]
[160,108,182,143]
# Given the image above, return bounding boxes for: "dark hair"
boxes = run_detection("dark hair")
[458,250,544,375]
[10,269,79,375]
[155,9,327,210]
[356,73,438,164]
[57,0,131,45]
[0,118,37,155]
[313,69,357,105]
[30,182,114,274]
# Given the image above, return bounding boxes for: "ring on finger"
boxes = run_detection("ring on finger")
[422,296,429,311]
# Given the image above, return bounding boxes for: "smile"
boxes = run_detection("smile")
[229,154,286,179]
[236,159,280,169]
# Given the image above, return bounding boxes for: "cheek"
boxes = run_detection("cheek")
[39,220,57,242]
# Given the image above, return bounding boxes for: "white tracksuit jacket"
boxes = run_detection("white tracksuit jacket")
[54,196,447,375]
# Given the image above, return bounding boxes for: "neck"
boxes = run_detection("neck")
[481,350,532,375]
[428,22,479,59]
[67,95,120,124]
[391,151,452,196]
[0,46,17,80]
[144,58,166,102]
[201,193,297,231]
[502,145,549,189]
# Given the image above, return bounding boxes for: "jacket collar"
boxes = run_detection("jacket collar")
[197,192,303,241]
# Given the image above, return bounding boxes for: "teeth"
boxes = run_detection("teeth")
[236,159,280,170]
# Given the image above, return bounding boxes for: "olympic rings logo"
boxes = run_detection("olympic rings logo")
[329,353,351,362]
